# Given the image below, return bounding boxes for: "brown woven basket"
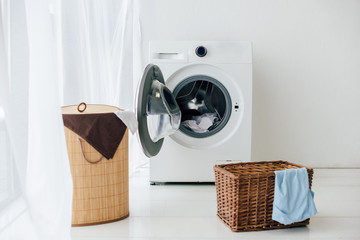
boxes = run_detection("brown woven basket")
[214,161,313,232]
[63,104,129,226]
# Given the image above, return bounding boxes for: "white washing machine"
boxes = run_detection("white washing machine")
[136,41,252,183]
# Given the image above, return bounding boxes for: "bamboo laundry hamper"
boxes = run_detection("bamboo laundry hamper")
[214,161,313,232]
[62,104,129,226]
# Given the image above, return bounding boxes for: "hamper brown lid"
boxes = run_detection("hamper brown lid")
[61,104,120,114]
[62,104,127,160]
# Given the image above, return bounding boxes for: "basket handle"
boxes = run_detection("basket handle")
[78,138,104,164]
[77,102,87,112]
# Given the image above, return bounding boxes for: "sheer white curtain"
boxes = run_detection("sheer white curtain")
[0,0,72,239]
[61,0,141,108]
[1,0,143,239]
[61,0,147,173]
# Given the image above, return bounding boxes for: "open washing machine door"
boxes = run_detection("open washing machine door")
[137,64,181,157]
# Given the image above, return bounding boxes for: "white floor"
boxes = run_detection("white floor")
[71,167,360,240]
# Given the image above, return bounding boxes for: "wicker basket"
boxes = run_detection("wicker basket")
[214,161,313,232]
[62,104,129,226]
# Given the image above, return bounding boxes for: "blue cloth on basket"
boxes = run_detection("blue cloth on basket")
[272,167,317,225]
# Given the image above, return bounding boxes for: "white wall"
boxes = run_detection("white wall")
[139,0,360,168]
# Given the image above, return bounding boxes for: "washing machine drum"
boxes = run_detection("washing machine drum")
[137,64,231,157]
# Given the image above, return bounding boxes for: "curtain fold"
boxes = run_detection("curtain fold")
[61,0,147,173]
[0,0,73,239]
[25,0,73,239]
[61,0,138,108]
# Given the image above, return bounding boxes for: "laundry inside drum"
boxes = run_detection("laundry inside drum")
[173,75,232,138]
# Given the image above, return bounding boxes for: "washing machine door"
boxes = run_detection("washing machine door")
[137,64,181,157]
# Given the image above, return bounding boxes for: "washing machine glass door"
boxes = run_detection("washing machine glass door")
[136,64,181,157]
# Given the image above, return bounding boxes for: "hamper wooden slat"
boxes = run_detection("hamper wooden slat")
[62,104,129,226]
[214,161,313,232]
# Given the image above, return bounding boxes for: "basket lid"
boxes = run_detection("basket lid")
[62,104,120,114]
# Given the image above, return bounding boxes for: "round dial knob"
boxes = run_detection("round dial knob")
[195,46,207,57]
